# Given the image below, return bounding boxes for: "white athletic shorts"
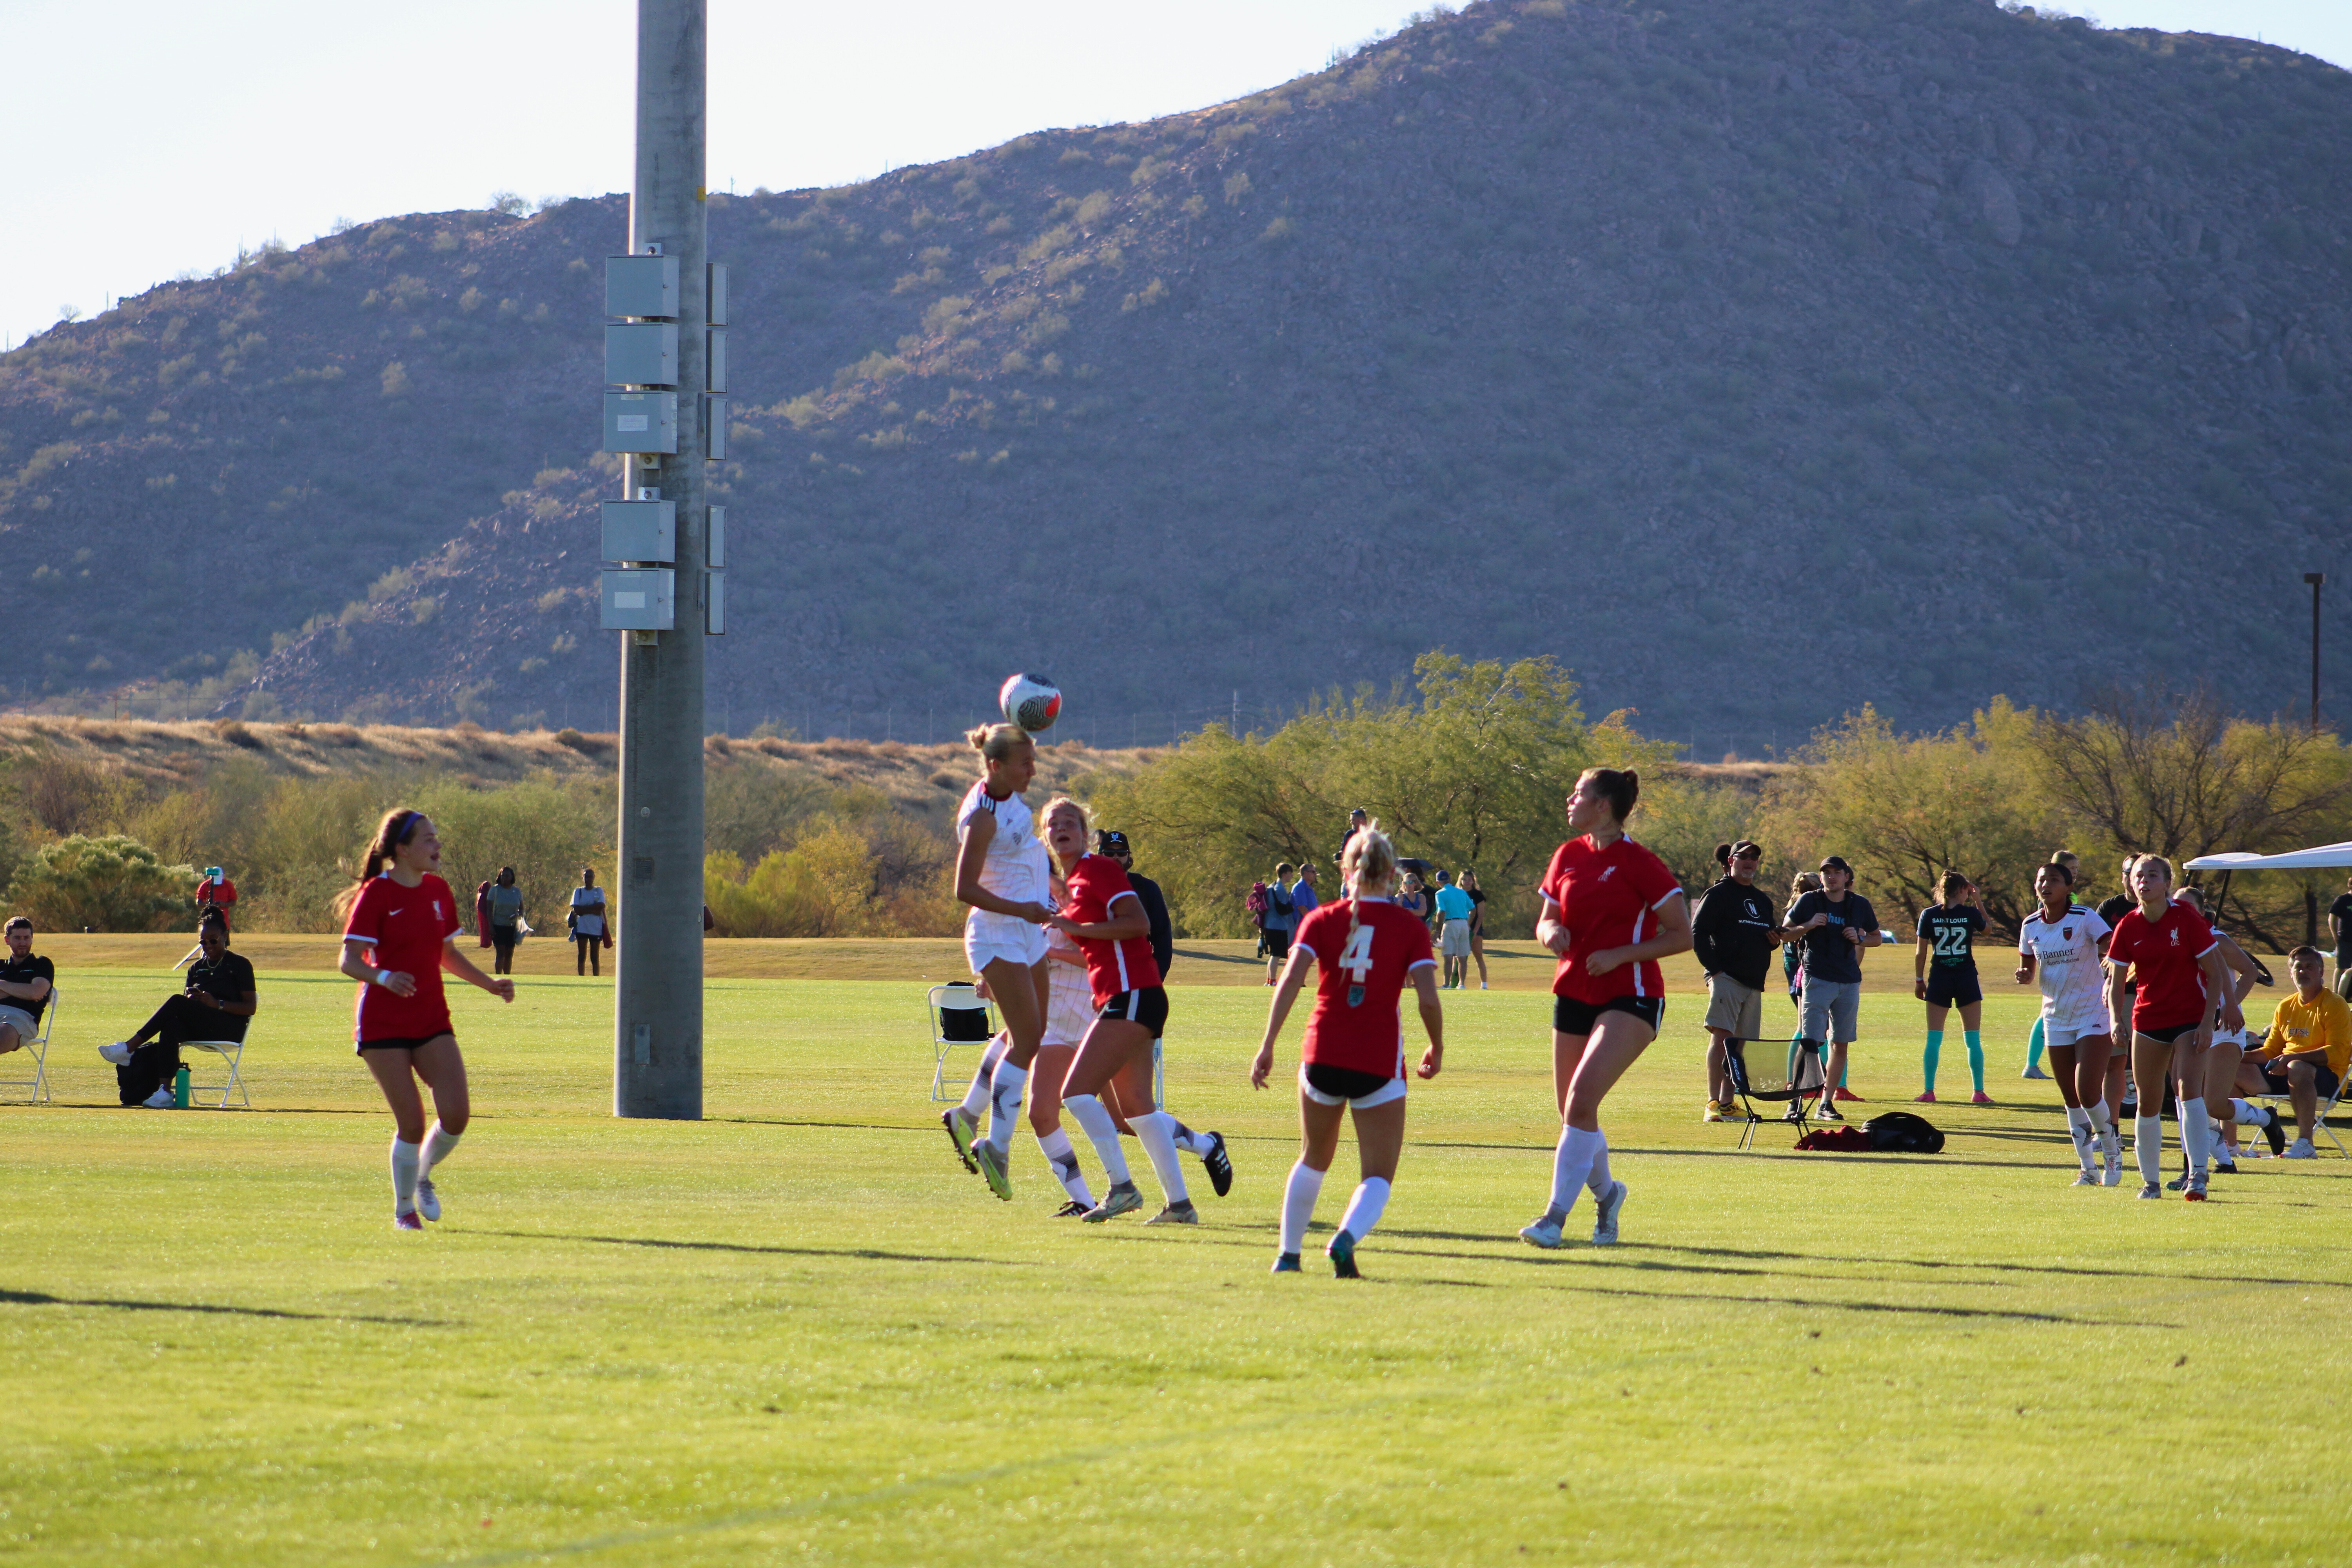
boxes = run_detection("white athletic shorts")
[1440,918,1472,959]
[964,910,1046,975]
[1042,962,1094,1048]
[2042,1015,2113,1053]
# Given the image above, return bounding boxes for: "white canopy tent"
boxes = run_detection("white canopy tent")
[2183,842,2352,873]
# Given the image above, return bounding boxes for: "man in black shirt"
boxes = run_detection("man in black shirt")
[97,912,258,1108]
[1690,841,1791,1119]
[0,916,55,1062]
[2331,875,2352,1002]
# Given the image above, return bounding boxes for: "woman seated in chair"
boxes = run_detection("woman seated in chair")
[98,909,256,1108]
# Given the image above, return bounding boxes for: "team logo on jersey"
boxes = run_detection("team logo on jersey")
[1598,866,1617,882]
[1347,984,1365,1007]
[2062,927,2073,940]
[2169,928,2180,946]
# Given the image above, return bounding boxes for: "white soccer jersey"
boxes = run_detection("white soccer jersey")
[1042,927,1095,1047]
[2019,903,2112,1029]
[955,780,1049,906]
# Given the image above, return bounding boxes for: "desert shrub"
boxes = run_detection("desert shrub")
[12,833,193,932]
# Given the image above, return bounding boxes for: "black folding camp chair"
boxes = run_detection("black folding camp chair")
[1723,1033,1829,1151]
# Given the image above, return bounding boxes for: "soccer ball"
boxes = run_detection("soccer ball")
[999,673,1062,734]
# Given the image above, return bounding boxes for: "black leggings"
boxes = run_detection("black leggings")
[117,994,244,1106]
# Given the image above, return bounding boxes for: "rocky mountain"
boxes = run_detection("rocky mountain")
[4,0,2351,751]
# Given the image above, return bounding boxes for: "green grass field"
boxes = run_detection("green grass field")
[4,949,2347,1566]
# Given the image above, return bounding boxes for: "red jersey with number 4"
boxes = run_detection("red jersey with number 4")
[1538,836,1684,1004]
[2106,903,2217,1031]
[343,873,461,1042]
[1060,853,1163,1006]
[1295,897,1436,1077]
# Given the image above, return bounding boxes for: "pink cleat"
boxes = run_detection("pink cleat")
[1914,1091,1937,1103]
[1970,1091,1994,1105]
[394,1211,424,1230]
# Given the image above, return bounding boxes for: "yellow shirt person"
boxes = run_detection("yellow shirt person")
[2259,988,2352,1077]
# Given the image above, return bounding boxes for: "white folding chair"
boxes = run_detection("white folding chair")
[927,984,996,1102]
[183,1034,252,1109]
[2248,1059,2350,1158]
[0,986,56,1105]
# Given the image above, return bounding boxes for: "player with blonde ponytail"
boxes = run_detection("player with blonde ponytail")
[1252,820,1444,1278]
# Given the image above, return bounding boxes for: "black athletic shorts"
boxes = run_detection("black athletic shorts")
[1304,1062,1395,1101]
[355,1033,454,1056]
[1263,927,1291,960]
[2261,1061,2342,1099]
[1553,995,1665,1035]
[1099,986,1169,1034]
[2138,1021,2200,1045]
[1924,967,1983,1008]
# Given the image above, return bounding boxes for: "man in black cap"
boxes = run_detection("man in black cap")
[1784,855,1880,1118]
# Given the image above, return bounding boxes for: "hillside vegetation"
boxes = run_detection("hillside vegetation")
[4,0,2351,750]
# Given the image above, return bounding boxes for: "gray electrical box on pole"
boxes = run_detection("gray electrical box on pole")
[610,0,710,1120]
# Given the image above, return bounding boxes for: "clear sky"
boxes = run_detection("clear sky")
[2,0,2345,349]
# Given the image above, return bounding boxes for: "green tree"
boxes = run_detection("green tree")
[12,833,194,933]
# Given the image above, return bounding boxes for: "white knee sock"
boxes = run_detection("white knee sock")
[2064,1105,2093,1170]
[1169,1120,1218,1158]
[1584,1131,1613,1197]
[2179,1097,2209,1176]
[2229,1098,2274,1126]
[1129,1110,1190,1205]
[1337,1176,1390,1243]
[1547,1126,1602,1221]
[957,1034,1009,1120]
[2135,1116,2163,1184]
[985,1060,1027,1154]
[390,1137,422,1215]
[2088,1099,2112,1136]
[1037,1127,1093,1205]
[1280,1161,1325,1255]
[1060,1094,1132,1186]
[421,1121,461,1172]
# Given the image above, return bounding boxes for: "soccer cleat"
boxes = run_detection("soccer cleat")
[1143,1201,1199,1225]
[2166,1171,2190,1192]
[2262,1112,2287,1158]
[1052,1199,1093,1218]
[143,1086,175,1109]
[971,1140,1013,1201]
[1082,1182,1143,1222]
[394,1210,424,1230]
[2285,1138,2317,1160]
[98,1041,134,1066]
[2071,1168,2098,1187]
[2212,1150,2238,1175]
[2136,1181,2163,1200]
[1518,1214,1567,1249]
[2185,1175,2209,1202]
[1914,1092,1938,1104]
[2023,1064,2051,1080]
[415,1178,441,1222]
[1327,1229,1361,1279]
[2101,1152,2123,1187]
[1271,1252,1302,1273]
[1970,1091,1994,1105]
[1201,1132,1233,1198]
[1591,1180,1627,1246]
[941,1109,978,1174]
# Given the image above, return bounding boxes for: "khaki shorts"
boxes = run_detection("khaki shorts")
[1703,974,1763,1038]
[0,1004,35,1041]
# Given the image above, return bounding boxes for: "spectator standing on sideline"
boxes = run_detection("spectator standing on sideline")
[1460,868,1491,989]
[568,868,608,977]
[1334,808,1369,869]
[1433,870,1477,989]
[1396,873,1430,932]
[1098,832,1172,978]
[485,867,524,977]
[1785,856,1880,1120]
[1261,863,1298,985]
[0,916,54,1063]
[2331,875,2352,1001]
[196,866,237,933]
[1691,842,1786,1122]
[98,909,255,1107]
[1292,862,1319,923]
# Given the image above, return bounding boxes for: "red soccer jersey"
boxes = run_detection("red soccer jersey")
[1060,853,1163,1006]
[1537,835,1684,1004]
[2106,902,2217,1031]
[1295,897,1436,1077]
[343,873,462,1042]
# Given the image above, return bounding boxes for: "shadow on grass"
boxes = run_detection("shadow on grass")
[1543,1280,2144,1325]
[475,1231,1032,1267]
[0,1288,442,1325]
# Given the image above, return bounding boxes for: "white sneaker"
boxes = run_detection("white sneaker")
[142,1085,175,1109]
[415,1177,441,1222]
[98,1042,134,1065]
[1518,1214,1566,1249]
[1590,1180,1627,1245]
[2285,1138,2318,1160]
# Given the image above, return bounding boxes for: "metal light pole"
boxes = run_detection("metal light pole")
[612,0,708,1119]
[2304,572,2325,946]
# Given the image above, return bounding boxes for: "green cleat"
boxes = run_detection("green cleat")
[941,1109,978,1174]
[971,1140,1012,1201]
